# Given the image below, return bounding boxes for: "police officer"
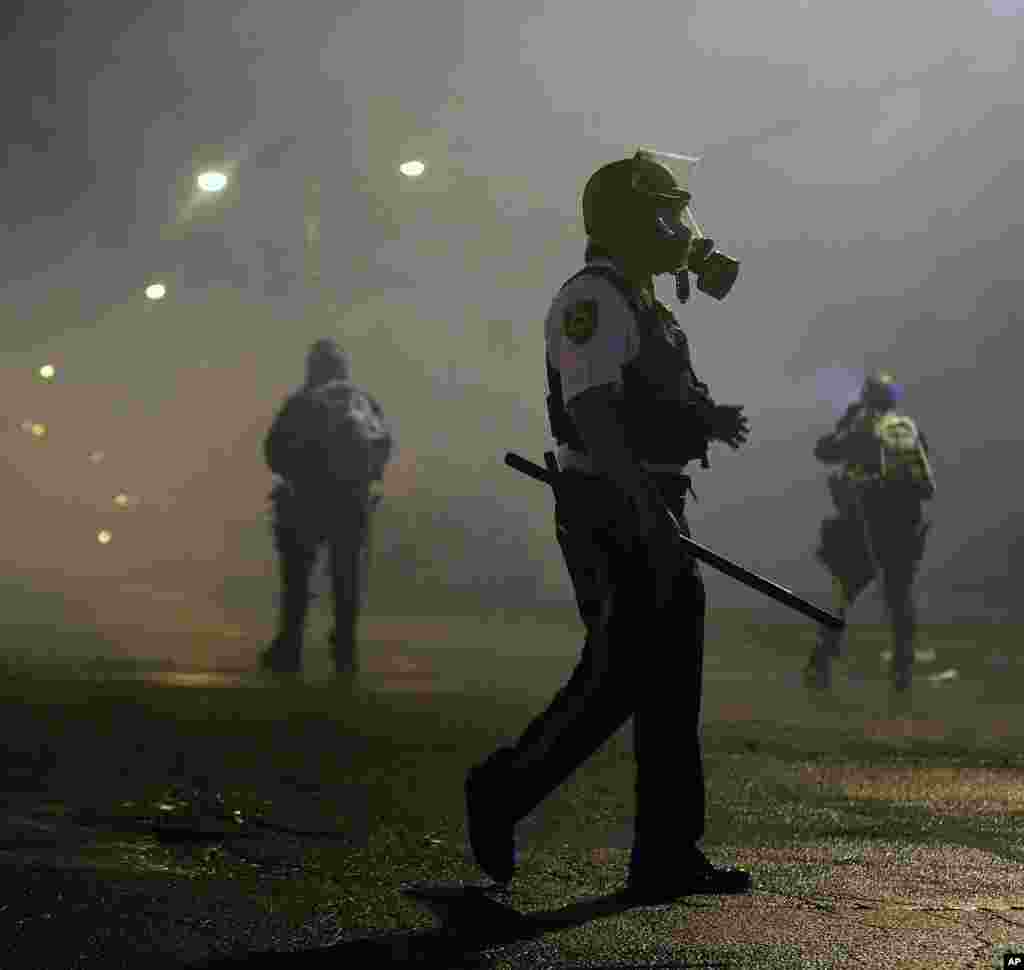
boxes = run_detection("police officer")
[805,372,935,691]
[261,338,393,675]
[465,152,752,901]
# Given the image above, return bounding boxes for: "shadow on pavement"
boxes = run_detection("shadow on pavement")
[193,892,650,968]
[193,931,503,969]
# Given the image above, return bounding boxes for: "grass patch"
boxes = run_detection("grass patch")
[2,612,1024,938]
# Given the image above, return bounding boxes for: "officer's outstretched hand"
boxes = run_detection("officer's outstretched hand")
[710,404,750,450]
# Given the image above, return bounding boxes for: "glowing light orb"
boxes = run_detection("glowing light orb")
[30,423,47,439]
[38,364,56,381]
[88,450,105,464]
[113,492,133,508]
[145,283,167,301]
[197,170,229,193]
[97,530,113,545]
[399,159,427,178]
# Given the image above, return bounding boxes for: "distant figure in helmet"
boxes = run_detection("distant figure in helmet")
[805,371,935,692]
[261,338,394,676]
[464,149,753,902]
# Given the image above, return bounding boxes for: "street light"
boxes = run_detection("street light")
[38,364,56,381]
[197,170,229,193]
[399,159,427,178]
[145,282,167,301]
[97,529,113,545]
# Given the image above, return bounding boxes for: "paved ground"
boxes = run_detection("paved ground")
[2,613,1024,968]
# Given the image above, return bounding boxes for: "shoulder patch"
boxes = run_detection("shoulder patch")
[563,299,598,345]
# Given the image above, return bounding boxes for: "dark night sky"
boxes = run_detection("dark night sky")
[2,0,1022,643]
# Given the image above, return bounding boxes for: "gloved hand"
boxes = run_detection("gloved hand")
[835,402,863,433]
[709,404,750,450]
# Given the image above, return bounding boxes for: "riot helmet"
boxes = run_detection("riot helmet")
[861,371,901,410]
[305,338,351,387]
[582,151,694,276]
[581,149,739,301]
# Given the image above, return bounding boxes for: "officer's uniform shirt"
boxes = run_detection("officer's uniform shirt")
[544,258,691,476]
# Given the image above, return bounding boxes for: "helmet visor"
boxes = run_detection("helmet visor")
[633,148,703,239]
[654,206,695,244]
[632,148,700,197]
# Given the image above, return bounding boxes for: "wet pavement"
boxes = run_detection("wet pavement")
[5,813,1023,968]
[2,618,1024,968]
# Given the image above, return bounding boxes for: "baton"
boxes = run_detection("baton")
[505,451,845,632]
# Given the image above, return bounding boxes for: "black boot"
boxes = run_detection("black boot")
[623,848,752,902]
[465,749,520,885]
[328,628,358,675]
[260,633,302,674]
[804,621,842,689]
[891,631,914,692]
[803,652,832,690]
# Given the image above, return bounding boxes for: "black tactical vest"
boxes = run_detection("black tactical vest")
[546,263,716,467]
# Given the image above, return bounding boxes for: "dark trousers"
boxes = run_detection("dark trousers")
[816,479,929,673]
[271,483,371,669]
[488,470,706,874]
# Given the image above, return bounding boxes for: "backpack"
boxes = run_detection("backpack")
[862,411,934,498]
[307,379,392,484]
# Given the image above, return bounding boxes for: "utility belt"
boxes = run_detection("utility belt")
[556,445,697,500]
[268,477,375,505]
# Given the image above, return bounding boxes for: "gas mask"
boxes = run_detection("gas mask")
[633,149,740,303]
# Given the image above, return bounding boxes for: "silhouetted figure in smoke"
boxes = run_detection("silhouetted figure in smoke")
[261,339,393,675]
[805,371,935,692]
